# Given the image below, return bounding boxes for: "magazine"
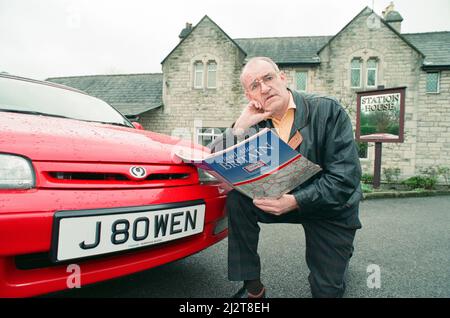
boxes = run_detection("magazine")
[175,128,322,199]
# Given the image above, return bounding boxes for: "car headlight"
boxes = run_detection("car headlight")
[197,168,218,183]
[0,154,35,189]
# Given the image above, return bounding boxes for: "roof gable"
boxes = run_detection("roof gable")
[161,15,246,65]
[317,6,425,59]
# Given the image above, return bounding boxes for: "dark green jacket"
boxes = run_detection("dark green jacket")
[254,90,362,224]
[210,89,362,226]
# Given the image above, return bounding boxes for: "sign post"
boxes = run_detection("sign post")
[373,142,382,188]
[356,87,406,189]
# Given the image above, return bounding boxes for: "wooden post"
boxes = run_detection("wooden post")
[373,142,382,189]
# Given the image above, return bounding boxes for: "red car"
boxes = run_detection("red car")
[0,74,228,297]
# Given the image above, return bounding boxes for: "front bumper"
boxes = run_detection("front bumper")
[0,184,227,297]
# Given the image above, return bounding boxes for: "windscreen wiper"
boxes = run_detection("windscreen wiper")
[90,121,132,128]
[0,108,71,119]
[0,108,132,128]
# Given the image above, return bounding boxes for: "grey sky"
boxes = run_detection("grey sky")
[1,0,449,80]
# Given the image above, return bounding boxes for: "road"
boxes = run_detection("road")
[46,196,450,298]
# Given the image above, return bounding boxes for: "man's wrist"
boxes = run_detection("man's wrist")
[292,191,305,211]
[232,126,245,136]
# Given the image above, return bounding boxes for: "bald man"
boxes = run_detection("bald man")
[212,57,362,298]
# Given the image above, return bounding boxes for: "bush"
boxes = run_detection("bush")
[383,167,401,183]
[361,173,374,184]
[361,183,373,193]
[420,167,439,179]
[437,166,450,185]
[357,142,368,158]
[402,176,437,190]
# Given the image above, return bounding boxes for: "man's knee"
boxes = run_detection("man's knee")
[307,250,352,298]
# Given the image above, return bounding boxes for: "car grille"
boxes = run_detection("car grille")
[48,172,190,181]
[33,161,198,189]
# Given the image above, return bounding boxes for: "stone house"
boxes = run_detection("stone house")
[48,5,450,181]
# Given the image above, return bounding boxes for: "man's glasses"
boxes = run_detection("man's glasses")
[247,72,278,93]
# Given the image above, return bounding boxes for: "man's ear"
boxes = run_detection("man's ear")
[279,71,287,83]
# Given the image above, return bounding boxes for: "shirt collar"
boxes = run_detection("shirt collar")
[269,91,296,122]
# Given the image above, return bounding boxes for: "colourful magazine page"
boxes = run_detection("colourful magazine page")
[176,128,322,199]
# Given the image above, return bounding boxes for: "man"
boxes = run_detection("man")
[210,56,362,298]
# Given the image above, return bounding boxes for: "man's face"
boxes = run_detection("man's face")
[241,60,290,117]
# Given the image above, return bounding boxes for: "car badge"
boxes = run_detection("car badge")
[129,166,147,179]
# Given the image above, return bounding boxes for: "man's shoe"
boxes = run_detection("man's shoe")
[232,286,266,298]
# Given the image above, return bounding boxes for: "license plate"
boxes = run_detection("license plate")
[51,201,205,263]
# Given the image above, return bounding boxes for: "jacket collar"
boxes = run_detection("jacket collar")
[259,88,310,137]
[289,88,310,135]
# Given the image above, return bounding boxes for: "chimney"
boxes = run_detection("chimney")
[178,22,193,41]
[382,2,403,33]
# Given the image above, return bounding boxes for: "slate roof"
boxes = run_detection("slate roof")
[234,31,450,67]
[234,36,331,65]
[403,32,450,67]
[46,73,163,116]
[45,11,450,117]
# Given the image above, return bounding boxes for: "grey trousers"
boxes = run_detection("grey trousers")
[226,190,360,298]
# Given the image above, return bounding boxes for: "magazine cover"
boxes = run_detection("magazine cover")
[176,128,322,199]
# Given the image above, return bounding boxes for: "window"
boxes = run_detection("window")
[351,58,362,88]
[366,58,378,87]
[196,127,225,147]
[426,72,440,93]
[351,57,380,89]
[193,59,218,90]
[207,61,217,88]
[193,61,204,89]
[295,71,308,92]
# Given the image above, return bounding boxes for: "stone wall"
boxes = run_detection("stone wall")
[139,11,450,182]
[140,16,246,143]
[315,8,423,179]
[415,70,450,174]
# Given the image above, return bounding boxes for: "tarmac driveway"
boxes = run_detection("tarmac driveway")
[47,196,450,298]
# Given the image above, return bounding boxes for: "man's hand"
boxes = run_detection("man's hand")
[253,194,299,216]
[233,100,272,134]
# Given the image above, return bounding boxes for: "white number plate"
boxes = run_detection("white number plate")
[51,202,205,262]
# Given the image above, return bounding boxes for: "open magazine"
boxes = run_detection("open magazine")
[175,128,322,199]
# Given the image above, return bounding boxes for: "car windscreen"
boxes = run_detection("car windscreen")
[0,77,133,127]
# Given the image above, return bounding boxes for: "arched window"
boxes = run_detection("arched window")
[193,61,204,89]
[207,61,217,89]
[351,58,362,88]
[367,58,378,87]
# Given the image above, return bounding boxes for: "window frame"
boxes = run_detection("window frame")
[206,60,217,89]
[366,58,378,88]
[193,61,204,89]
[350,58,362,88]
[426,71,440,94]
[295,71,308,92]
[195,127,225,146]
